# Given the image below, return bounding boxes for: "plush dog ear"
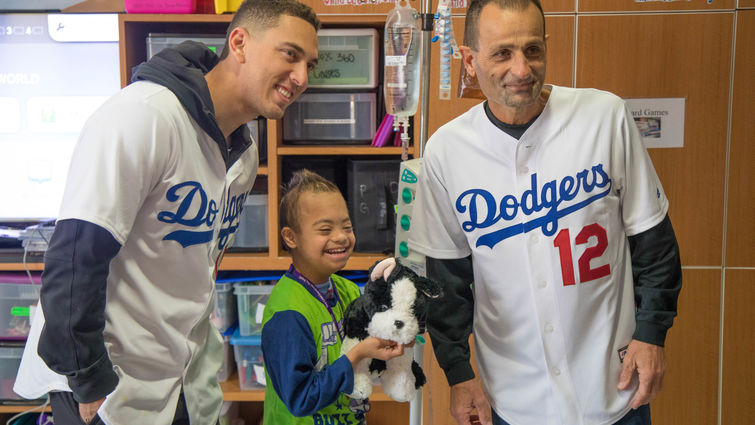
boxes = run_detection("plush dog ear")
[369,257,397,282]
[415,276,443,299]
[343,296,373,340]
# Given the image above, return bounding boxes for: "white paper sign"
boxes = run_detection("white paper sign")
[255,303,265,324]
[254,365,266,385]
[625,98,685,148]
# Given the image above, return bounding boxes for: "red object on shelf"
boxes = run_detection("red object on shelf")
[196,0,215,14]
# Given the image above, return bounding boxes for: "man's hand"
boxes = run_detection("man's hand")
[79,397,105,424]
[450,378,492,425]
[617,339,666,409]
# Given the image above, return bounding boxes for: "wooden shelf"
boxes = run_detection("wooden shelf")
[220,373,264,402]
[218,252,388,271]
[0,263,43,272]
[221,372,393,402]
[0,404,50,414]
[277,146,412,156]
[120,14,234,24]
[0,252,386,272]
[119,14,386,26]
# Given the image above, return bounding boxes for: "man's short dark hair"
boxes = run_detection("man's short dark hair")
[219,0,320,59]
[464,0,545,50]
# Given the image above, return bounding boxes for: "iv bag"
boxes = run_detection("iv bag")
[384,0,421,118]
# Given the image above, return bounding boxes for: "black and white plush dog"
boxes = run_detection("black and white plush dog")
[340,257,442,402]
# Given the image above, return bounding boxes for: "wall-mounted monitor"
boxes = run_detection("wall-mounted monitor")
[0,13,120,222]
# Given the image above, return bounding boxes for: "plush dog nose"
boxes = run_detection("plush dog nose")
[394,320,404,329]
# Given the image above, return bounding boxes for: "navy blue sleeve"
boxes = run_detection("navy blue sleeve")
[628,213,683,347]
[262,310,353,417]
[426,255,476,386]
[37,219,121,403]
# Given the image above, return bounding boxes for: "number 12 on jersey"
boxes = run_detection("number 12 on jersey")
[553,223,611,286]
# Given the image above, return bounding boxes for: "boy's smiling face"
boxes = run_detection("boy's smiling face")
[282,191,355,284]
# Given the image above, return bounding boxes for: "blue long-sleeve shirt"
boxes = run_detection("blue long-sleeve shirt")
[262,310,354,416]
[261,275,361,419]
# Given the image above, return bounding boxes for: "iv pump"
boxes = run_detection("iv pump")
[384,0,421,160]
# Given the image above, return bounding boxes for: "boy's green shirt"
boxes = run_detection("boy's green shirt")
[262,273,366,425]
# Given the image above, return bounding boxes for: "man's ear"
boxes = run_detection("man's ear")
[227,26,249,63]
[459,45,477,79]
[281,227,297,249]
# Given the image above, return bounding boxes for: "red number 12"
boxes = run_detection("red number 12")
[553,223,611,286]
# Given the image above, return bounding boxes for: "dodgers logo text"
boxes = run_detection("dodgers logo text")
[456,164,611,248]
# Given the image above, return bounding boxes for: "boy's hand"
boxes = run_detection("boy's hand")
[369,337,405,360]
[346,337,405,367]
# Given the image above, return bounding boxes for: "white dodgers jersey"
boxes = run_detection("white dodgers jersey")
[409,86,668,425]
[16,81,258,425]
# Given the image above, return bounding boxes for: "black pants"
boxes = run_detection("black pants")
[49,390,190,425]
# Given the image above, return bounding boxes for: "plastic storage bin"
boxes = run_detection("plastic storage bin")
[283,92,376,144]
[146,33,226,59]
[231,194,268,251]
[309,29,378,89]
[0,343,24,401]
[211,281,236,333]
[0,282,41,340]
[125,0,196,14]
[230,328,265,390]
[234,284,273,336]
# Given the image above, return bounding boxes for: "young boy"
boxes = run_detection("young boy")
[261,170,404,425]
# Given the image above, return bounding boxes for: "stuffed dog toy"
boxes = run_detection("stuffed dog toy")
[340,257,442,402]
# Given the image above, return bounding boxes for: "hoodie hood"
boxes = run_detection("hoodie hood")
[131,40,252,169]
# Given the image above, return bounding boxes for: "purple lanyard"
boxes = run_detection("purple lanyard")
[287,265,345,342]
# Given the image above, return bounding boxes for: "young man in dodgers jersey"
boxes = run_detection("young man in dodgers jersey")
[408,1,682,424]
[14,1,319,424]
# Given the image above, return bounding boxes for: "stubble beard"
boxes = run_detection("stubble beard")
[502,79,544,110]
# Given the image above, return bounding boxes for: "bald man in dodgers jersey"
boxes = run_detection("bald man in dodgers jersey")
[408,1,683,425]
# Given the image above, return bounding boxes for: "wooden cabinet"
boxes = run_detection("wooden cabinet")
[576,12,734,267]
[118,12,411,425]
[0,11,412,422]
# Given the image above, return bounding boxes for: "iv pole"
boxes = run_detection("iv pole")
[408,3,433,425]
[418,0,432,158]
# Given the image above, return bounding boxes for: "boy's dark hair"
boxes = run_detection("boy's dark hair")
[464,0,545,50]
[219,0,320,59]
[279,169,341,249]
